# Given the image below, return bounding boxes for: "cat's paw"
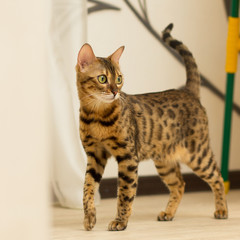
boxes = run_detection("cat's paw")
[108,219,128,231]
[157,211,174,221]
[214,210,228,219]
[84,211,96,231]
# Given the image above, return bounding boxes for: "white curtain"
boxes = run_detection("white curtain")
[48,0,99,209]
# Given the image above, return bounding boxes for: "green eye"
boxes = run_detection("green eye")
[116,75,122,84]
[97,75,107,84]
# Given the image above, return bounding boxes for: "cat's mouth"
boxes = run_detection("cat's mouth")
[97,93,119,103]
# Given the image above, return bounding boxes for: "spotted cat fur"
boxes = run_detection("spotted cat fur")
[76,23,228,231]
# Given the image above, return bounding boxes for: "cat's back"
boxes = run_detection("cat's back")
[125,89,206,120]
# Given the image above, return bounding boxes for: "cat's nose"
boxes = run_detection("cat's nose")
[112,90,118,97]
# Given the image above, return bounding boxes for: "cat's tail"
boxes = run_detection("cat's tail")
[162,23,200,99]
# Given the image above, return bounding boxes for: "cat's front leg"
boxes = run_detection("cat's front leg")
[108,157,138,231]
[83,148,108,231]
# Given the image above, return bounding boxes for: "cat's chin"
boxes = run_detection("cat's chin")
[101,98,117,104]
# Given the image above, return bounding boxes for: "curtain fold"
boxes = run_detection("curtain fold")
[49,0,99,209]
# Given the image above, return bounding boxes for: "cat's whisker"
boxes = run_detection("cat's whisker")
[79,93,96,101]
[87,94,103,113]
[119,94,127,106]
[82,97,95,106]
[80,96,99,114]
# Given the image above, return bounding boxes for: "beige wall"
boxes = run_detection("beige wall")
[0,1,50,239]
[88,0,240,178]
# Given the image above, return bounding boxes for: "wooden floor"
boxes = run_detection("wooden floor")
[52,190,240,240]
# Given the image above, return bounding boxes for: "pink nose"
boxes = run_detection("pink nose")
[112,91,118,96]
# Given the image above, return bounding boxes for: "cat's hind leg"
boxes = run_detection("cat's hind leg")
[153,160,185,221]
[186,147,228,219]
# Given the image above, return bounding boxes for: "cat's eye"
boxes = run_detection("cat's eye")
[97,75,107,84]
[116,76,122,85]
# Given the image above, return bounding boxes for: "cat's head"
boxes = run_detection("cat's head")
[76,44,124,104]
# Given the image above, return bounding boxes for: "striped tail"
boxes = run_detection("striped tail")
[162,23,201,99]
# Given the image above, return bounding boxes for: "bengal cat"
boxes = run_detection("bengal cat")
[76,23,228,231]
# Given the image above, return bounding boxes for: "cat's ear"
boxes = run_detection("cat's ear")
[109,46,125,65]
[77,43,96,72]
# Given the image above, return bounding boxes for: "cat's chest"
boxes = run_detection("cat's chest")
[88,123,120,140]
[80,113,124,140]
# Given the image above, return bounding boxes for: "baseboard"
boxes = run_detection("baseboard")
[99,170,240,199]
